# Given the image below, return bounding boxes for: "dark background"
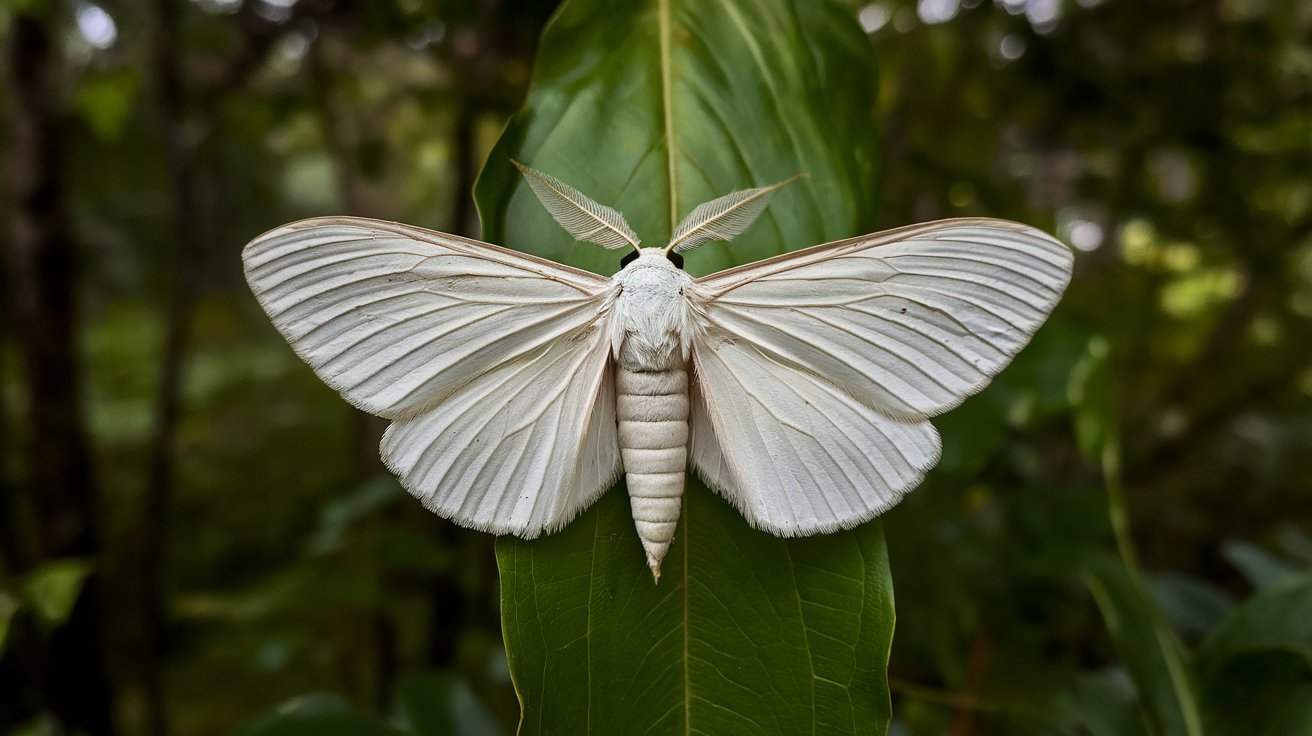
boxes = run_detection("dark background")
[2,0,1309,734]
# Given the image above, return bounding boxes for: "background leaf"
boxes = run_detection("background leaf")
[0,592,19,653]
[23,560,92,628]
[1220,539,1297,590]
[235,694,410,736]
[73,68,138,143]
[1042,669,1147,736]
[393,672,501,736]
[1084,556,1204,736]
[474,0,890,732]
[1193,569,1312,735]
[1146,572,1236,640]
[1195,571,1312,680]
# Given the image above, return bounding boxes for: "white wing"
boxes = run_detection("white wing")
[244,216,620,535]
[690,339,941,536]
[243,216,608,417]
[695,218,1073,420]
[688,218,1072,534]
[380,325,620,536]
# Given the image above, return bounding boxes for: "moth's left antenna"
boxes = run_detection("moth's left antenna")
[512,160,642,253]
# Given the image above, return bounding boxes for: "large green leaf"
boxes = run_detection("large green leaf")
[473,0,891,732]
[475,0,879,276]
[496,492,894,733]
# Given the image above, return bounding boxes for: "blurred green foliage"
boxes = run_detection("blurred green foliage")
[1,0,1310,734]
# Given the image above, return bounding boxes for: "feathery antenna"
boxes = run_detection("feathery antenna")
[664,174,805,254]
[512,160,641,252]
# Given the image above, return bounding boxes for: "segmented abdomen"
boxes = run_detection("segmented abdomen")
[616,364,688,580]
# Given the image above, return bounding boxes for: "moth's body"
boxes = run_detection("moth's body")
[609,249,701,578]
[244,162,1073,584]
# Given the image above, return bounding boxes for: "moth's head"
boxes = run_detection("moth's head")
[620,247,684,272]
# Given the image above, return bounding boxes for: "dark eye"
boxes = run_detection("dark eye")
[669,252,684,270]
[620,251,638,268]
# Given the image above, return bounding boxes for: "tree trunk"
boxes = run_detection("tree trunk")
[139,0,206,733]
[2,13,116,735]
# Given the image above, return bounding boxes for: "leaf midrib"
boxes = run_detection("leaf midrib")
[655,1,692,733]
[660,0,679,237]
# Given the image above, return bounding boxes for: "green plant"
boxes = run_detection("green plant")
[472,1,896,732]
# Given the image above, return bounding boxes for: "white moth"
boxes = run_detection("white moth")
[243,163,1073,581]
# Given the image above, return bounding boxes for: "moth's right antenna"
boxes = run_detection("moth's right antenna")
[664,174,805,255]
[512,160,641,253]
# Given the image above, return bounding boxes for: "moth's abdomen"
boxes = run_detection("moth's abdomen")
[616,365,688,581]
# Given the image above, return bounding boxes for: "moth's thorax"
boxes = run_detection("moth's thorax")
[609,249,700,370]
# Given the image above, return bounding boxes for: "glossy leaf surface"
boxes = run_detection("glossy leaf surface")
[474,0,891,732]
